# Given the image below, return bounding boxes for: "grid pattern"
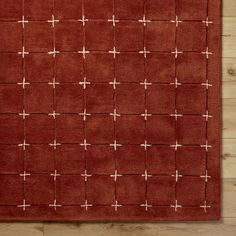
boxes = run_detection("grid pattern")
[0,0,221,220]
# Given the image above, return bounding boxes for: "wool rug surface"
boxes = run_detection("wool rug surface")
[0,0,221,221]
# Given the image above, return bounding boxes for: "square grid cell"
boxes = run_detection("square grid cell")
[0,0,220,220]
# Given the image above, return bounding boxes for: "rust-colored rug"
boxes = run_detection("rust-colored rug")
[0,0,221,221]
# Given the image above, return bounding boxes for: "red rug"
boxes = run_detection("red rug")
[0,0,221,221]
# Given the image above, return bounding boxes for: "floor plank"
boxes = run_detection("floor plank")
[222,58,236,82]
[223,0,236,17]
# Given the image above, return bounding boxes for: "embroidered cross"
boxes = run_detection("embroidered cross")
[201,80,212,89]
[170,110,183,121]
[78,46,90,59]
[171,15,182,27]
[170,77,181,88]
[50,170,61,181]
[110,170,122,182]
[171,170,183,182]
[200,201,211,213]
[109,47,120,59]
[81,200,92,211]
[19,171,31,181]
[170,200,182,212]
[79,77,90,89]
[48,48,60,58]
[17,199,30,211]
[138,15,151,26]
[48,78,60,89]
[17,77,30,89]
[108,15,119,26]
[200,170,211,182]
[141,109,152,121]
[80,139,91,150]
[78,15,88,26]
[202,110,213,121]
[19,110,30,119]
[139,47,150,58]
[142,170,152,181]
[18,15,28,28]
[49,140,61,150]
[18,46,29,58]
[171,47,183,59]
[49,111,60,119]
[47,14,59,27]
[109,78,120,90]
[140,200,152,211]
[140,140,152,150]
[140,79,152,90]
[111,200,122,211]
[49,199,62,210]
[110,109,120,121]
[110,140,122,151]
[18,140,30,150]
[202,18,213,27]
[81,170,92,182]
[200,141,212,152]
[170,140,182,151]
[79,109,91,121]
[201,47,213,59]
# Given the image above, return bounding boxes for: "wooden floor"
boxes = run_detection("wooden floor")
[1,1,236,235]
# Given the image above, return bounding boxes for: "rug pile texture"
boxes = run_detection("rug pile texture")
[0,0,221,220]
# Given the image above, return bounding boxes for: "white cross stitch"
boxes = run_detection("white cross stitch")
[202,110,213,121]
[110,140,122,151]
[19,171,31,181]
[79,109,91,121]
[138,15,151,26]
[201,80,212,89]
[171,16,182,27]
[200,170,211,182]
[140,200,152,211]
[170,200,182,212]
[139,47,150,58]
[17,77,30,89]
[202,18,213,27]
[170,140,182,151]
[171,47,183,59]
[170,77,181,88]
[17,199,30,211]
[170,110,183,121]
[109,47,120,59]
[171,170,183,182]
[140,79,152,90]
[18,140,30,150]
[48,78,59,89]
[50,170,61,181]
[200,141,212,152]
[201,47,213,59]
[111,200,122,211]
[49,111,60,119]
[18,15,28,28]
[109,78,120,90]
[110,109,120,121]
[48,15,59,27]
[49,140,61,150]
[142,170,152,181]
[108,15,119,26]
[79,77,90,89]
[140,140,152,150]
[18,46,29,58]
[48,48,60,58]
[78,46,90,59]
[78,15,88,26]
[81,200,92,211]
[19,110,30,119]
[110,170,122,182]
[80,139,91,150]
[200,201,211,213]
[49,199,62,210]
[81,170,92,181]
[141,109,152,121]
